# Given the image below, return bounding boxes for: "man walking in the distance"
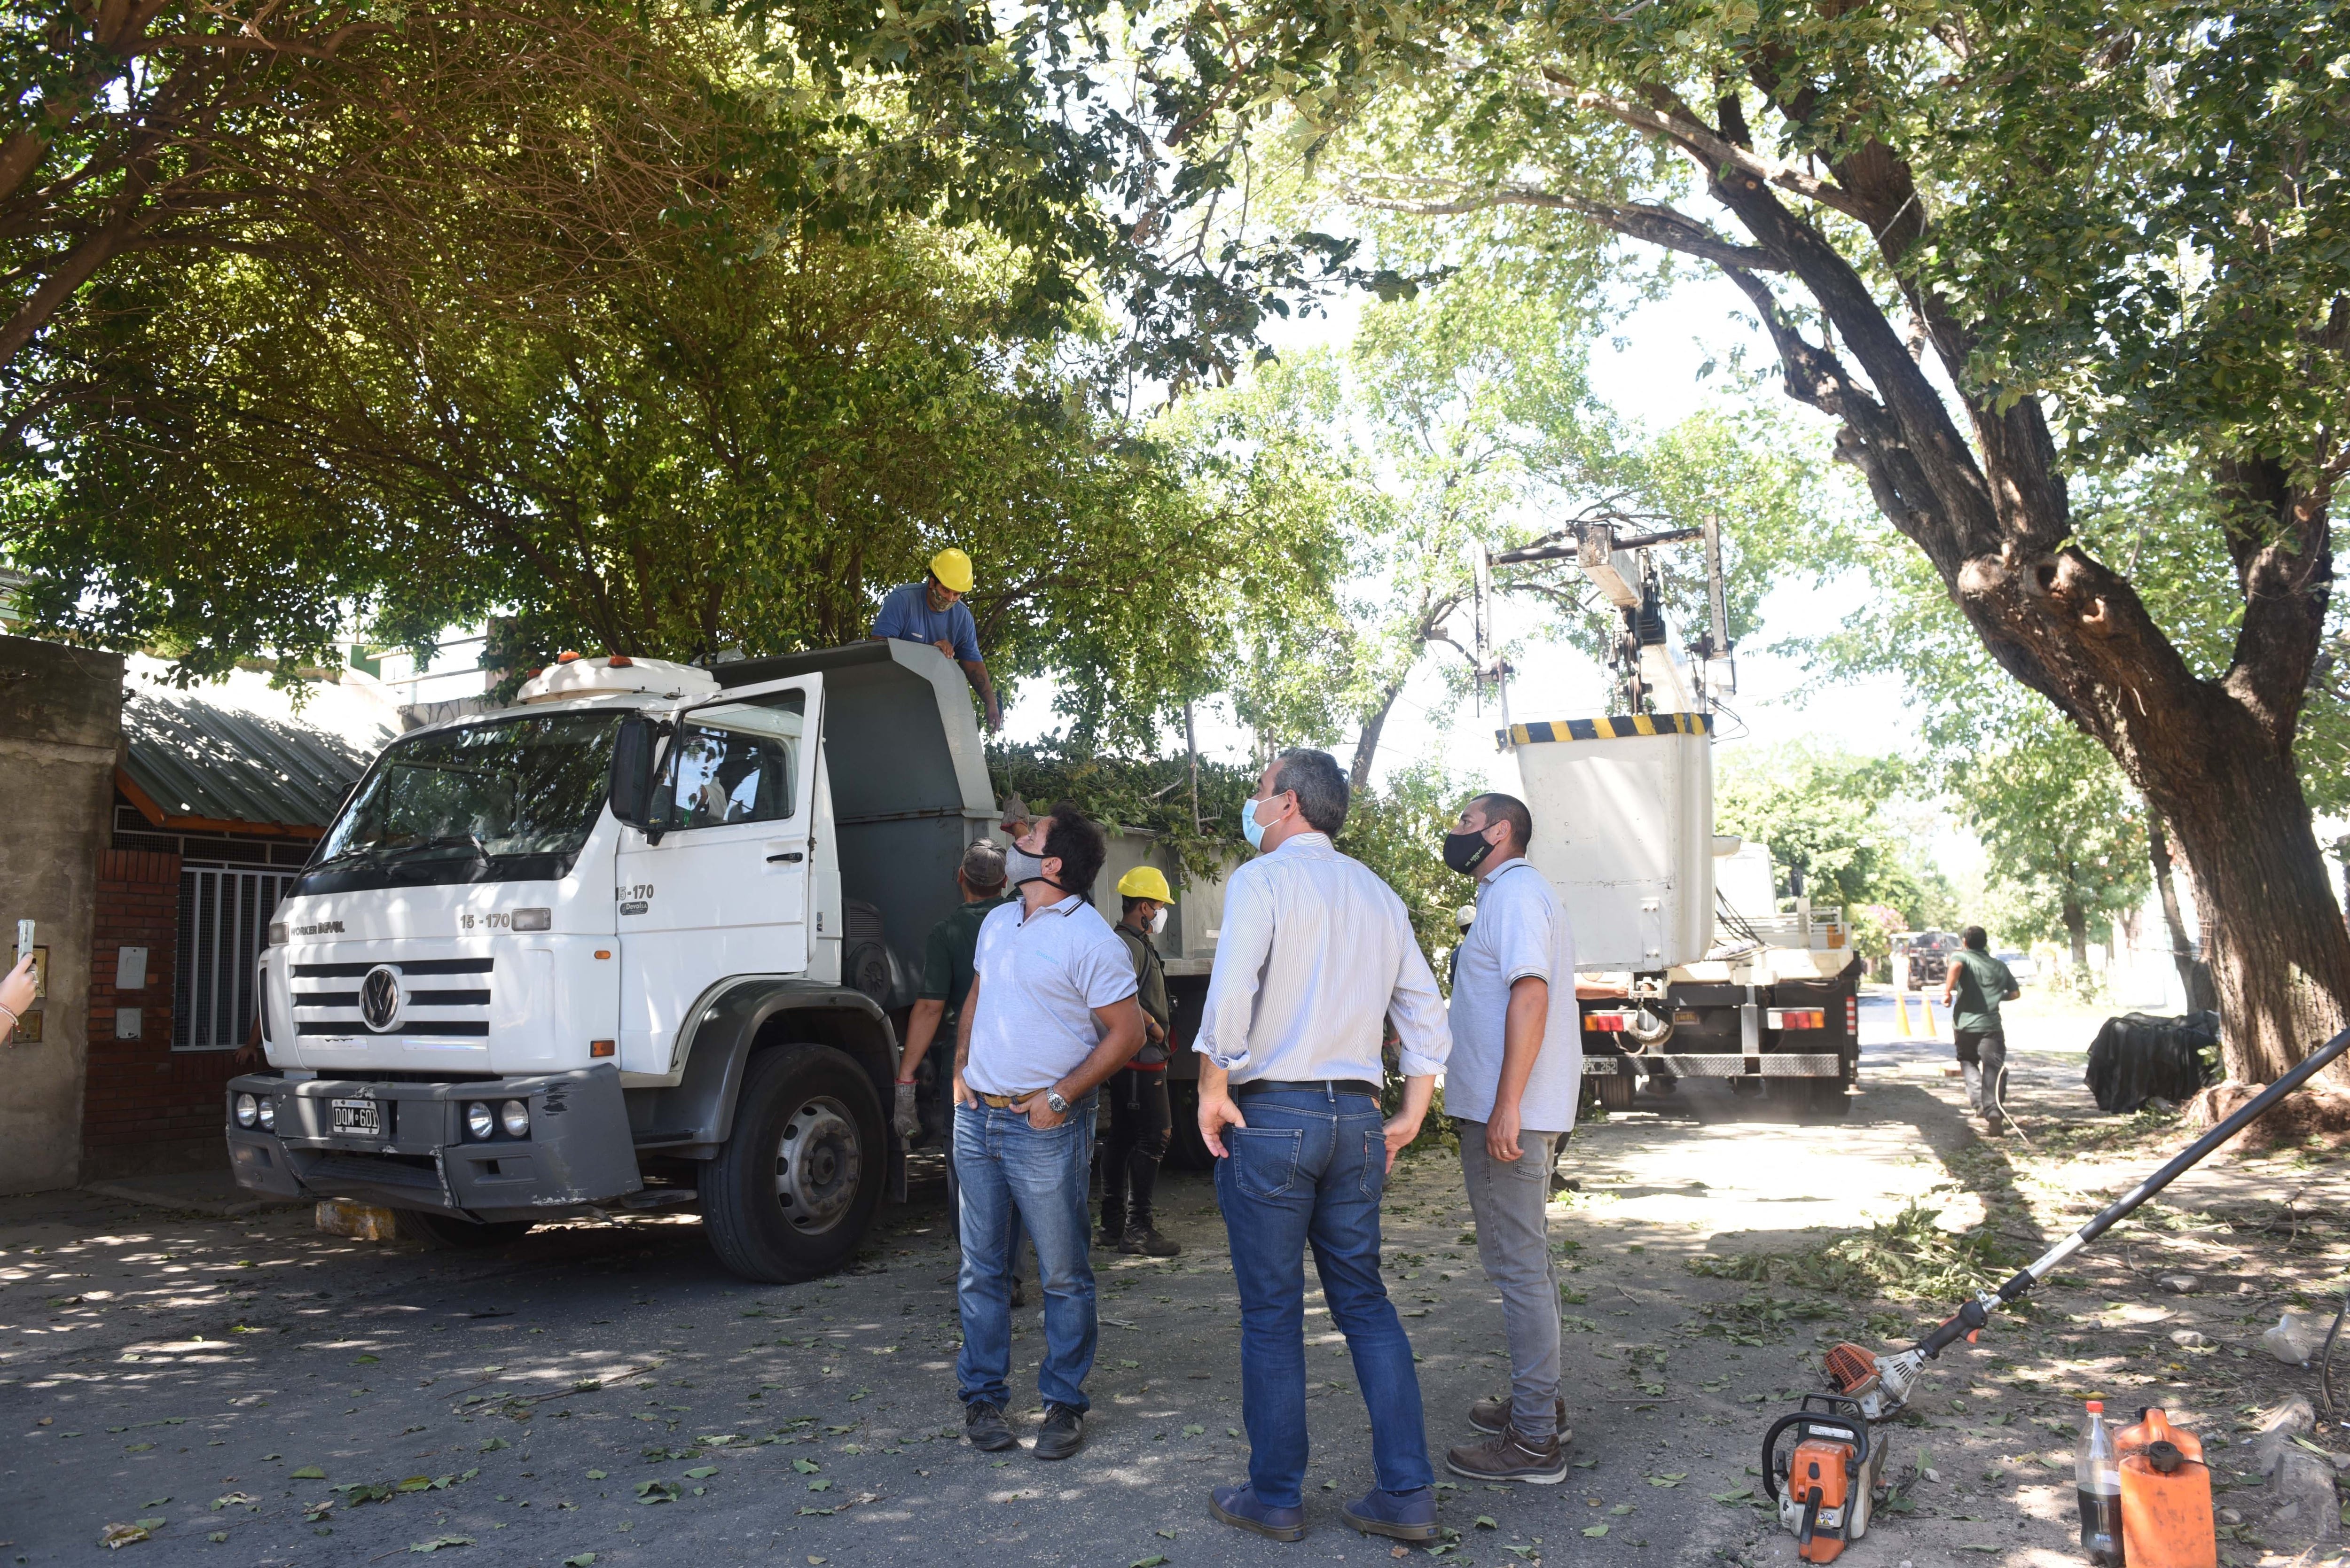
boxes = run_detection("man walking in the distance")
[952,803,1145,1461]
[1194,747,1451,1545]
[1437,792,1579,1483]
[1941,925,2021,1133]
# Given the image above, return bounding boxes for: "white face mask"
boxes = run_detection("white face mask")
[1147,906,1168,936]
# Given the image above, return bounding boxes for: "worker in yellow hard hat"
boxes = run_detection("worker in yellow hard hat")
[1101,863,1181,1256]
[870,546,1002,730]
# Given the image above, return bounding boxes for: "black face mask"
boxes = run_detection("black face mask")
[1442,827,1498,875]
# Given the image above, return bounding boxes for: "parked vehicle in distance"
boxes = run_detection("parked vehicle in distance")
[1897,929,1960,990]
[1997,950,2038,984]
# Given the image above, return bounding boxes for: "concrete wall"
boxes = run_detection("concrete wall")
[0,635,123,1194]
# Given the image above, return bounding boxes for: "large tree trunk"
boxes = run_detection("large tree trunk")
[1478,79,2350,1083]
[2149,735,2350,1084]
[1349,679,1406,793]
[2062,889,2089,972]
[2148,812,2218,1014]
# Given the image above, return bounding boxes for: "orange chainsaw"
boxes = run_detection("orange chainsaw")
[1762,1024,2350,1561]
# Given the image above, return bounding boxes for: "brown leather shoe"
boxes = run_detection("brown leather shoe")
[1467,1394,1568,1439]
[1445,1427,1572,1484]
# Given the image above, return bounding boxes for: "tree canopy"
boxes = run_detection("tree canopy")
[1112,0,2350,1079]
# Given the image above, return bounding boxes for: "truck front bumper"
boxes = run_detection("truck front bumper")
[224,1066,641,1223]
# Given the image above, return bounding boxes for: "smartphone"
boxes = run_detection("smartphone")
[14,920,29,962]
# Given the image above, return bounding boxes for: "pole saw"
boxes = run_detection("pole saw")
[1762,1024,2350,1563]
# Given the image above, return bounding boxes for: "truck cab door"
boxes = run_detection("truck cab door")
[613,674,822,1076]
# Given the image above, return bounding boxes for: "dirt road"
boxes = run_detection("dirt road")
[2,990,2343,1566]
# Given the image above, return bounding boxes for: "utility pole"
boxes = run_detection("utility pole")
[1184,701,1202,833]
[1468,539,1512,741]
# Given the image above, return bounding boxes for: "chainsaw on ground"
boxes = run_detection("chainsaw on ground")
[1760,1023,2350,1564]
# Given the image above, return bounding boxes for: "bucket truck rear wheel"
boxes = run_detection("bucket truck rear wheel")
[705,1043,884,1283]
[392,1209,535,1249]
[1163,1080,1214,1172]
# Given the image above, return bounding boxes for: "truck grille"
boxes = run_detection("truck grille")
[291,958,494,1038]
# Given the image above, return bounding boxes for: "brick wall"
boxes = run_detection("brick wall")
[81,846,237,1179]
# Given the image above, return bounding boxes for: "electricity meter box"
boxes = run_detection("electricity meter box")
[1503,712,1715,971]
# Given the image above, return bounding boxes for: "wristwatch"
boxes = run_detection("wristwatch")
[1044,1088,1071,1116]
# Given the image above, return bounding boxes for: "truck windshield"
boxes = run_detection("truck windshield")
[298,710,625,893]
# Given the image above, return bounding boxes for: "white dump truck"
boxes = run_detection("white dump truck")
[226,640,1050,1280]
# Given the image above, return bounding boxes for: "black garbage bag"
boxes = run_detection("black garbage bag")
[2084,1011,2220,1114]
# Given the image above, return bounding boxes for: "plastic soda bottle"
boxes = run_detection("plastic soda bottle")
[2077,1399,2123,1566]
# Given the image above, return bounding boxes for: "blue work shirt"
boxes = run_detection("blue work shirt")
[872,582,982,663]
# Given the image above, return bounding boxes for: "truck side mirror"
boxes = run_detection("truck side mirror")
[610,717,663,840]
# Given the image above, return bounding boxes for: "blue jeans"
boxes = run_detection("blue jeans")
[954,1097,1097,1412]
[1216,1086,1431,1507]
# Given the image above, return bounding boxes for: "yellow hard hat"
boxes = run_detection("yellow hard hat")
[1117,865,1173,902]
[929,547,974,594]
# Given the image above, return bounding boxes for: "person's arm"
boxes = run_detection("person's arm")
[0,952,32,1046]
[960,660,1002,732]
[871,585,911,643]
[1383,1074,1436,1171]
[1193,872,1273,1156]
[952,974,982,1108]
[1197,1056,1246,1157]
[1018,997,1148,1130]
[1574,977,1629,1000]
[1941,963,1959,1006]
[899,999,948,1082]
[1487,975,1549,1163]
[1380,895,1453,1161]
[1484,882,1556,1162]
[893,997,947,1138]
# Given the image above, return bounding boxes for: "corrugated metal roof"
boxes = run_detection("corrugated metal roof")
[120,687,392,831]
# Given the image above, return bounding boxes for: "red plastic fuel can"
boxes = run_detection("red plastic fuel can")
[2115,1407,2217,1568]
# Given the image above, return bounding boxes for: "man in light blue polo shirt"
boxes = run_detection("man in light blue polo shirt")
[1438,790,1581,1484]
[952,801,1144,1462]
[869,546,1003,730]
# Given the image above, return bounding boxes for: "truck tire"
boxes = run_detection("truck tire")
[393,1209,534,1249]
[704,1042,885,1283]
[1594,1069,1636,1112]
[1163,1079,1213,1172]
[1803,1078,1852,1120]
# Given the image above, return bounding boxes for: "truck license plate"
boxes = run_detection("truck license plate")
[330,1099,381,1137]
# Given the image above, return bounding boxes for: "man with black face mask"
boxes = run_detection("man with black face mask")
[952,802,1146,1462]
[1437,792,1580,1483]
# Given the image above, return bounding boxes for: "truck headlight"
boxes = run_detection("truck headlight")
[499,1100,530,1139]
[466,1101,495,1140]
[235,1092,258,1128]
[267,922,288,946]
[257,1098,276,1131]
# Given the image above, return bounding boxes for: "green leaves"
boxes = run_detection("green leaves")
[407,1536,473,1553]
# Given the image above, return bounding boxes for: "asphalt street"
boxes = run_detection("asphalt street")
[3,988,2335,1567]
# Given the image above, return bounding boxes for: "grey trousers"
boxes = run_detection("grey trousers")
[1457,1122,1564,1440]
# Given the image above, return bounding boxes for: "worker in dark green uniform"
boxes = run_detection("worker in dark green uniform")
[1941,924,2021,1133]
[1100,865,1182,1256]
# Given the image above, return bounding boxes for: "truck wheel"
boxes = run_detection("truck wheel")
[393,1209,534,1249]
[1802,1078,1852,1120]
[704,1043,885,1284]
[1164,1080,1213,1172]
[1594,1070,1636,1112]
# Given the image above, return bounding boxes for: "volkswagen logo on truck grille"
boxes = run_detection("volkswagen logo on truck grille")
[359,965,402,1032]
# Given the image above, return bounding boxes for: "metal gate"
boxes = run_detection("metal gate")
[174,868,293,1050]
